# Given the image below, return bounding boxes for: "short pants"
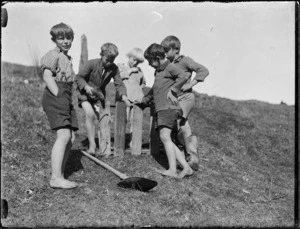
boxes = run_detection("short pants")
[42,82,79,131]
[156,108,183,130]
[178,92,195,119]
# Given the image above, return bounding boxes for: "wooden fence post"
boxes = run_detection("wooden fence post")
[96,100,111,157]
[131,105,143,155]
[114,101,127,157]
[149,105,161,155]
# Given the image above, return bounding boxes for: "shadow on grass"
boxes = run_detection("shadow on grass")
[150,143,169,170]
[64,149,84,179]
[111,133,151,150]
[80,137,100,149]
[79,133,169,170]
[80,134,134,150]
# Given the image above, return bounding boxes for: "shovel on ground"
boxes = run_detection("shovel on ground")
[81,150,158,192]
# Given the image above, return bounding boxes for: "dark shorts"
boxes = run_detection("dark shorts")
[156,108,183,130]
[42,82,79,131]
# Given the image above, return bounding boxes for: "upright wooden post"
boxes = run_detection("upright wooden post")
[149,105,161,155]
[131,105,143,155]
[114,101,127,157]
[97,100,112,157]
[78,34,88,73]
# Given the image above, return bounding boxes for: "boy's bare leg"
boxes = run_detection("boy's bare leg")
[174,144,194,179]
[155,127,178,178]
[50,128,78,189]
[82,101,97,154]
[128,107,133,149]
[61,130,75,176]
[180,120,192,137]
[180,120,199,170]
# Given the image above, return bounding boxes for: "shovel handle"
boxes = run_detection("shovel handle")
[81,151,128,180]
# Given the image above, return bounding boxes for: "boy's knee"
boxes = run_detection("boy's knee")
[82,102,96,119]
[57,129,72,142]
[180,123,192,138]
[159,132,171,143]
[86,110,96,121]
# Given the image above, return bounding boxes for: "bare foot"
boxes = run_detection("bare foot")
[50,178,78,189]
[86,147,96,156]
[178,167,194,179]
[153,168,178,178]
[187,153,199,171]
[188,160,199,171]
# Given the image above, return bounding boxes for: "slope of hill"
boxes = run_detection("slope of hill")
[1,62,295,227]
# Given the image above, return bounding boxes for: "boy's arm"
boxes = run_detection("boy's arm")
[113,68,131,106]
[182,57,209,91]
[133,87,153,110]
[75,61,93,91]
[134,87,153,104]
[43,69,59,96]
[167,65,189,104]
[141,88,153,104]
[40,50,59,96]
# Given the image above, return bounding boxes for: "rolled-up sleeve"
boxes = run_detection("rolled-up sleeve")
[185,57,209,82]
[41,51,59,75]
[75,61,93,91]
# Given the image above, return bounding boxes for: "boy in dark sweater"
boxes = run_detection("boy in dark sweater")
[135,43,193,179]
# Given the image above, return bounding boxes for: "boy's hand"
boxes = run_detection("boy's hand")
[85,85,94,95]
[132,97,143,105]
[92,90,105,102]
[181,80,197,92]
[121,95,132,107]
[167,90,178,105]
[181,83,193,92]
[132,99,147,110]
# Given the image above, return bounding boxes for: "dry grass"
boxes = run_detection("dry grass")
[0,62,295,228]
[27,42,43,80]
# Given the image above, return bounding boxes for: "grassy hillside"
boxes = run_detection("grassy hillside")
[1,61,295,227]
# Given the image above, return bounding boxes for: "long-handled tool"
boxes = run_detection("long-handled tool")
[81,150,158,192]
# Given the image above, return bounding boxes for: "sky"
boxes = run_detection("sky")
[1,2,296,105]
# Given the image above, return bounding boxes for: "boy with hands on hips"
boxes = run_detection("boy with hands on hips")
[161,35,209,171]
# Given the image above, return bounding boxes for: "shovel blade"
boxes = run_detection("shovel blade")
[117,177,158,192]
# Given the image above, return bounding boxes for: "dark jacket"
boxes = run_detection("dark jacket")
[76,58,127,101]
